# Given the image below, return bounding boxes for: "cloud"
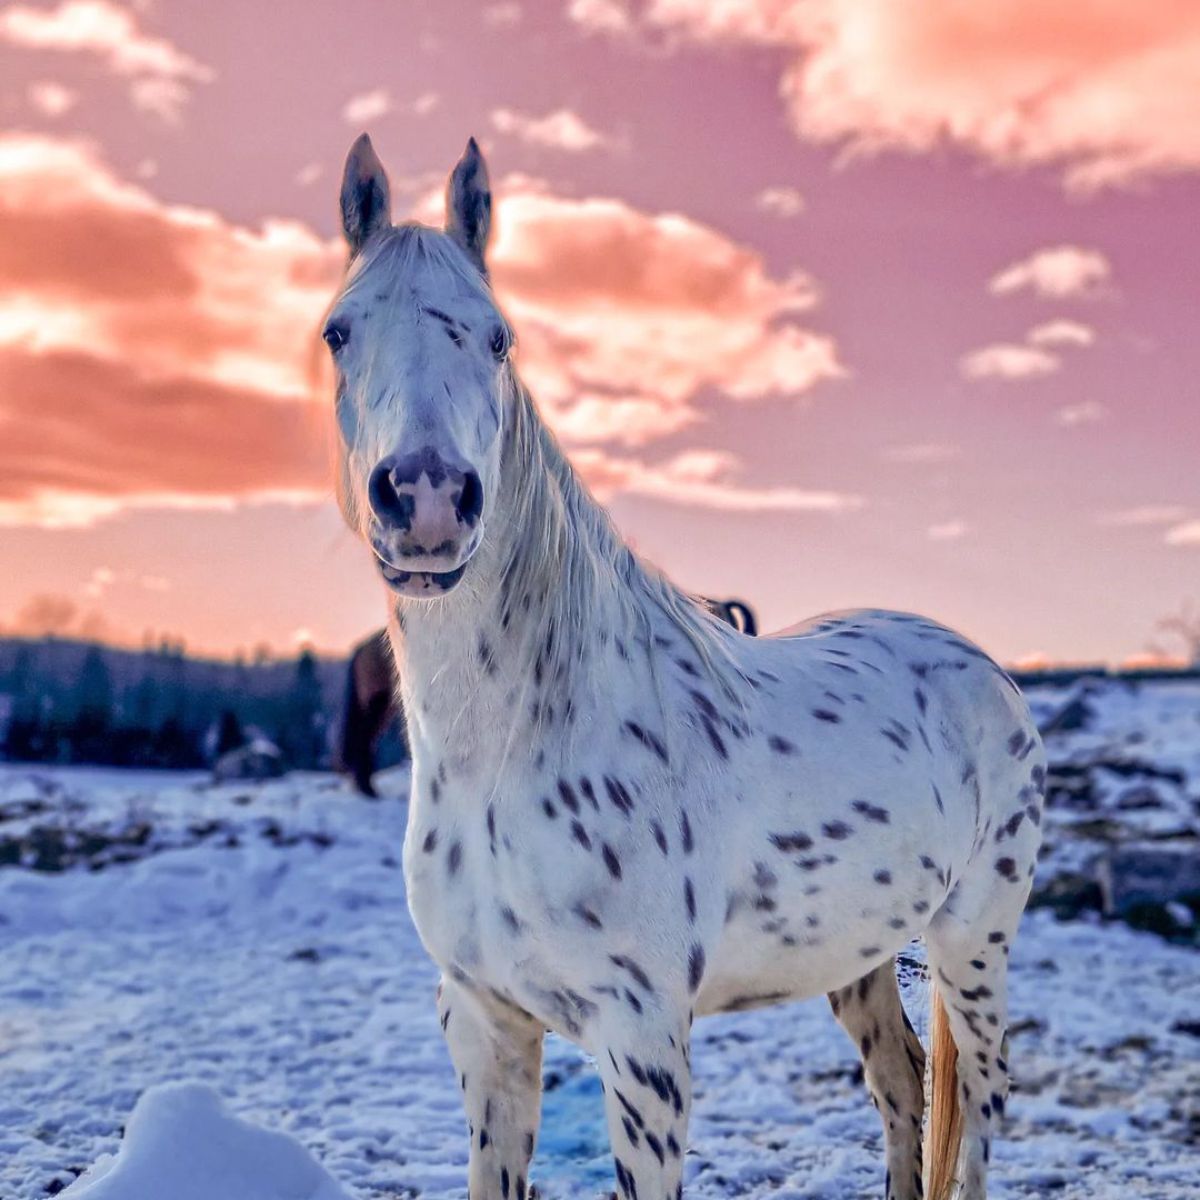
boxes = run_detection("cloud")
[1055,401,1106,426]
[1,591,122,642]
[342,88,392,124]
[927,520,968,541]
[295,162,323,188]
[0,134,843,526]
[1164,519,1200,546]
[965,311,1094,385]
[1099,505,1188,526]
[880,442,960,464]
[575,448,863,513]
[483,2,523,26]
[490,107,614,152]
[575,2,1200,191]
[754,185,805,217]
[989,247,1112,299]
[1027,319,1096,348]
[960,343,1059,381]
[568,0,632,35]
[0,0,212,121]
[27,80,77,116]
[477,181,842,447]
[0,133,341,525]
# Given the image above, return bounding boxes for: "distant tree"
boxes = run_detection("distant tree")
[1152,601,1200,666]
[74,646,114,723]
[215,708,245,756]
[280,648,325,768]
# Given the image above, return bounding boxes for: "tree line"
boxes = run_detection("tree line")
[0,638,339,770]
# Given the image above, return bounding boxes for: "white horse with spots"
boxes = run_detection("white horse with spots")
[325,135,1045,1200]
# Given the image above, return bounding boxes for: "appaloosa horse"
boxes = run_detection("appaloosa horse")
[324,134,1044,1200]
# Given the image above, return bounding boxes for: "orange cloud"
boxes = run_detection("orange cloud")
[578,2,1200,191]
[483,181,842,445]
[1,134,845,526]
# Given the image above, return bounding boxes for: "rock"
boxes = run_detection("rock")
[213,738,285,783]
[1098,844,1200,916]
[1028,871,1103,919]
[1039,693,1096,736]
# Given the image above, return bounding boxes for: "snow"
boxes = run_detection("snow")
[2,682,1199,1199]
[59,1083,350,1200]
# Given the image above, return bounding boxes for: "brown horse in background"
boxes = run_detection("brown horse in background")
[336,597,756,796]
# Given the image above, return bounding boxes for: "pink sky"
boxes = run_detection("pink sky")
[0,0,1197,664]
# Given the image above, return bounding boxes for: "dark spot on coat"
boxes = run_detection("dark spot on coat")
[602,843,622,879]
[852,800,890,824]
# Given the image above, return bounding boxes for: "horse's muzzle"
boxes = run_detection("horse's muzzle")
[367,446,482,593]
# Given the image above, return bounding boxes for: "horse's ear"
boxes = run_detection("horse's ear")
[445,137,491,273]
[340,133,392,254]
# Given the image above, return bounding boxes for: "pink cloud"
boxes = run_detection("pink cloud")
[1164,519,1200,546]
[574,448,863,513]
[579,2,1200,191]
[1027,319,1096,348]
[754,185,805,218]
[960,343,1059,381]
[1099,505,1189,526]
[1055,401,1107,426]
[989,247,1112,299]
[491,107,614,152]
[0,0,212,120]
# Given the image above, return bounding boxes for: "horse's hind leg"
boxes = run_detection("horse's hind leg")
[829,960,926,1200]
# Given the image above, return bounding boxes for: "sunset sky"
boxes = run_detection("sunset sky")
[1,0,1198,665]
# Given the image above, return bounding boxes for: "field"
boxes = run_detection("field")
[1,680,1198,1199]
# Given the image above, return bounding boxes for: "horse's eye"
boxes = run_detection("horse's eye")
[489,324,511,360]
[323,322,349,353]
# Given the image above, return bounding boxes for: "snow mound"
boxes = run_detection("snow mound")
[62,1082,352,1200]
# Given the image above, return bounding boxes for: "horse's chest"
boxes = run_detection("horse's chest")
[403,794,588,1023]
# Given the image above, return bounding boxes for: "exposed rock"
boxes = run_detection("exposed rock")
[213,738,285,783]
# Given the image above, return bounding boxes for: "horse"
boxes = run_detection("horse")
[335,628,408,796]
[323,133,1045,1200]
[339,597,757,797]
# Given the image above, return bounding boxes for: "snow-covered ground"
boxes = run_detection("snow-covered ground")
[1,682,1199,1200]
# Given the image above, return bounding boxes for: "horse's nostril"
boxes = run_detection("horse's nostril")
[368,458,416,529]
[456,470,483,527]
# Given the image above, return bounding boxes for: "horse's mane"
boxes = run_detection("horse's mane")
[497,374,749,735]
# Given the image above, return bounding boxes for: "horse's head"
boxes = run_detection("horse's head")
[326,135,512,598]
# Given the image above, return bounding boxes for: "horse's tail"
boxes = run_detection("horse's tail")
[925,984,963,1200]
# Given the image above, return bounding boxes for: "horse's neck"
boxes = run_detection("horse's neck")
[389,391,657,772]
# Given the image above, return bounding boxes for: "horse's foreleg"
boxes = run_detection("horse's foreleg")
[437,976,543,1200]
[597,1010,691,1200]
[829,960,926,1200]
